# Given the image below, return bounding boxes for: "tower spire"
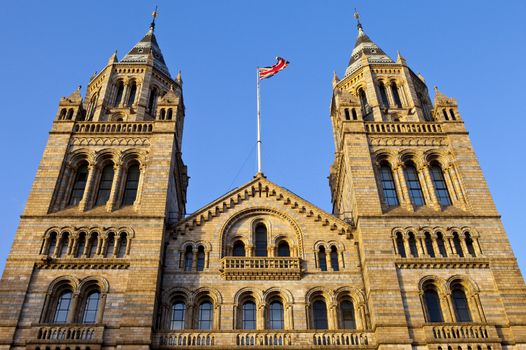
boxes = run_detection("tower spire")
[354,9,363,31]
[150,6,158,32]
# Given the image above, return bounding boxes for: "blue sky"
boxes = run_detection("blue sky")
[0,1,525,276]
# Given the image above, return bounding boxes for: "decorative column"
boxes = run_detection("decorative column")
[421,164,440,209]
[327,301,337,330]
[403,234,411,259]
[78,164,97,212]
[191,248,198,271]
[446,165,467,207]
[66,292,80,323]
[96,294,107,324]
[416,236,426,257]
[431,236,440,257]
[257,305,265,330]
[446,236,458,257]
[53,233,62,257]
[54,164,73,211]
[133,163,147,210]
[394,164,412,210]
[106,161,122,212]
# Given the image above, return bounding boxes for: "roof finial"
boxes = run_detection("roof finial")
[150,6,158,32]
[354,8,363,31]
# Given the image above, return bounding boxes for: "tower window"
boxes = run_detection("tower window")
[453,232,464,257]
[242,301,256,330]
[167,108,173,120]
[424,288,444,322]
[196,246,205,271]
[318,246,327,271]
[430,162,451,206]
[358,88,368,115]
[408,233,419,257]
[442,109,449,121]
[339,300,356,329]
[254,223,268,257]
[380,163,399,207]
[465,233,476,257]
[53,291,72,323]
[117,232,127,258]
[312,300,328,329]
[184,246,193,272]
[47,232,57,256]
[81,291,100,324]
[68,162,89,206]
[379,82,389,107]
[127,82,137,107]
[330,246,339,271]
[160,109,166,120]
[436,232,447,257]
[148,87,158,114]
[449,109,456,120]
[58,233,69,258]
[88,233,98,258]
[351,108,358,120]
[232,240,246,256]
[95,164,114,206]
[391,82,402,108]
[121,163,140,206]
[451,288,472,322]
[114,81,124,106]
[344,108,351,120]
[88,94,98,121]
[277,241,291,257]
[75,233,85,258]
[105,233,115,258]
[171,302,186,330]
[66,108,74,120]
[404,163,425,206]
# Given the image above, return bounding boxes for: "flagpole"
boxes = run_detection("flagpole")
[256,67,262,174]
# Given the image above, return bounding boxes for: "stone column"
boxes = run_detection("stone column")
[106,162,122,212]
[403,235,411,259]
[394,164,412,210]
[79,164,97,212]
[96,294,107,324]
[133,164,147,209]
[67,292,80,323]
[431,236,440,257]
[421,164,440,209]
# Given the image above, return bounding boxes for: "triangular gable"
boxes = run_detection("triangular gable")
[175,175,354,239]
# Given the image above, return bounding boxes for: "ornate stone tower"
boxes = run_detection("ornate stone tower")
[329,13,526,350]
[0,15,188,350]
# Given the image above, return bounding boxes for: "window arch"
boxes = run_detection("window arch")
[75,232,86,258]
[95,163,114,206]
[196,246,205,271]
[430,162,451,206]
[277,241,290,257]
[127,81,137,107]
[159,109,166,120]
[404,162,425,206]
[423,287,444,322]
[391,82,402,108]
[351,108,358,120]
[358,87,368,113]
[59,108,67,120]
[232,240,246,257]
[87,233,99,258]
[66,108,74,120]
[254,223,268,257]
[330,246,339,271]
[170,301,186,330]
[81,291,100,324]
[117,232,127,258]
[184,246,193,272]
[311,299,329,329]
[436,232,447,257]
[379,82,389,107]
[47,232,57,256]
[197,300,213,330]
[449,109,456,120]
[121,163,140,206]
[339,299,356,329]
[318,246,327,271]
[451,286,472,322]
[465,233,476,257]
[167,108,173,120]
[379,162,399,207]
[148,87,158,113]
[68,162,89,206]
[53,290,73,323]
[105,233,115,258]
[114,81,124,106]
[452,232,464,257]
[344,108,350,120]
[442,109,449,121]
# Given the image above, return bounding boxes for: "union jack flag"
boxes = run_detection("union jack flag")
[258,57,289,80]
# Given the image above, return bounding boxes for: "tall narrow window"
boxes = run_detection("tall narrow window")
[358,88,368,115]
[430,163,451,206]
[254,224,268,257]
[88,234,98,258]
[318,246,327,271]
[232,241,245,256]
[114,81,124,106]
[396,233,406,257]
[53,291,72,323]
[88,94,98,121]
[391,82,402,108]
[277,241,290,257]
[312,300,328,329]
[465,233,476,257]
[449,109,456,120]
[117,233,127,258]
[351,108,358,120]
[69,163,88,206]
[105,233,115,258]
[127,82,137,107]
[171,302,186,330]
[453,233,464,257]
[408,233,419,257]
[95,164,114,206]
[404,163,425,206]
[379,82,389,107]
[47,233,57,256]
[121,164,140,206]
[81,291,100,324]
[442,109,449,121]
[59,233,69,258]
[184,246,193,272]
[197,301,213,330]
[330,246,339,271]
[344,108,350,120]
[148,87,158,113]
[424,289,444,322]
[424,233,435,257]
[452,288,472,322]
[242,301,256,330]
[269,301,284,330]
[197,246,205,271]
[437,233,447,257]
[380,163,399,206]
[75,233,85,258]
[340,300,356,329]
[167,108,173,120]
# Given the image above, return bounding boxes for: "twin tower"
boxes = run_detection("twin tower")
[1,13,525,350]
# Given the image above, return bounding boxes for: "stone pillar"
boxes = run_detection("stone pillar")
[394,164,412,210]
[96,294,107,323]
[106,162,122,212]
[403,235,411,259]
[133,164,147,209]
[66,292,80,323]
[79,164,97,212]
[431,236,440,257]
[421,164,440,209]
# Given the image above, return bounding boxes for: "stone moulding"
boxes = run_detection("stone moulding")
[36,257,130,270]
[395,257,490,269]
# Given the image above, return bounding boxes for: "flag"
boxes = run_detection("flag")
[258,57,289,80]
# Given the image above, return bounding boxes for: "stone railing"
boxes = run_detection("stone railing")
[424,324,498,342]
[155,330,374,348]
[32,324,104,343]
[365,122,442,134]
[73,121,153,134]
[220,257,302,280]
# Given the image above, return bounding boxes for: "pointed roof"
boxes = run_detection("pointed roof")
[121,26,171,77]
[345,24,394,76]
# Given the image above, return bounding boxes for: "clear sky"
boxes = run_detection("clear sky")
[0,1,525,276]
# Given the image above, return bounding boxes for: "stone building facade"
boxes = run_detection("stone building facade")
[1,14,526,350]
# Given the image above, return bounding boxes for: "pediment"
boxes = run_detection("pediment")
[174,174,354,239]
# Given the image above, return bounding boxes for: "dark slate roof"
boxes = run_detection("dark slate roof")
[121,28,171,77]
[345,27,393,76]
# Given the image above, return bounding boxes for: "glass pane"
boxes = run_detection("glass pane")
[312,300,328,329]
[53,291,72,323]
[69,164,88,206]
[76,236,85,258]
[171,302,186,330]
[233,241,245,256]
[184,247,193,272]
[437,234,447,257]
[277,242,290,257]
[330,247,339,271]
[122,164,140,206]
[396,234,406,257]
[430,165,451,206]
[269,301,284,330]
[425,234,435,257]
[318,248,327,271]
[242,301,256,329]
[197,247,205,271]
[340,300,356,329]
[198,302,213,330]
[452,289,472,322]
[95,165,114,206]
[424,290,443,322]
[117,233,127,258]
[254,224,267,257]
[82,292,100,324]
[380,165,399,206]
[405,165,425,206]
[59,236,69,258]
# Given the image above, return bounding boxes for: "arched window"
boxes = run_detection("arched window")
[232,241,246,256]
[81,291,100,324]
[408,233,419,257]
[351,108,358,120]
[167,108,173,120]
[47,232,57,256]
[391,82,402,108]
[59,109,67,120]
[318,246,327,271]
[330,246,339,271]
[424,232,435,257]
[312,300,328,329]
[148,87,158,113]
[424,288,444,322]
[465,233,476,257]
[197,246,205,271]
[117,233,127,258]
[75,233,86,258]
[380,163,399,207]
[268,301,284,330]
[105,233,115,258]
[430,162,451,206]
[170,302,186,330]
[379,82,389,107]
[242,301,256,330]
[339,300,356,329]
[58,233,69,258]
[87,233,98,258]
[121,163,140,206]
[254,223,268,257]
[69,162,89,206]
[184,246,193,272]
[66,109,74,120]
[95,164,114,206]
[88,94,98,121]
[436,233,447,257]
[451,287,472,322]
[277,241,290,257]
[114,81,124,106]
[159,109,166,120]
[358,88,368,115]
[442,109,449,121]
[396,232,406,257]
[127,82,137,107]
[452,232,464,257]
[404,163,425,206]
[449,109,456,120]
[197,301,213,330]
[53,290,72,323]
[344,108,351,120]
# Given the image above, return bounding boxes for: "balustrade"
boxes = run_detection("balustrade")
[220,257,302,280]
[34,324,104,343]
[365,122,442,134]
[424,324,498,343]
[73,122,153,134]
